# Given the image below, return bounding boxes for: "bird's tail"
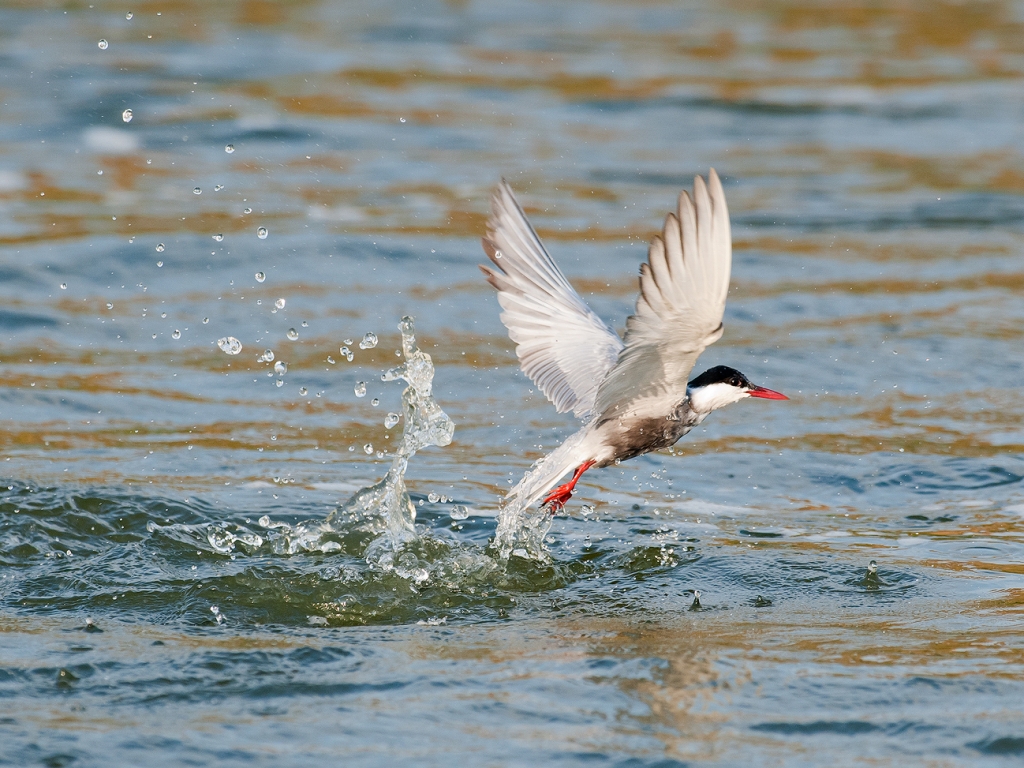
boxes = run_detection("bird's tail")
[506,427,591,510]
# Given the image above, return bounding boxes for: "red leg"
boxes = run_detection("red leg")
[542,460,596,513]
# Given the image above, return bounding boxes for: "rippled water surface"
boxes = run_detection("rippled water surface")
[2,1,1024,765]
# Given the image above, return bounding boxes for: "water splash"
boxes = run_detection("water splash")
[328,316,453,547]
[492,489,554,562]
[236,316,459,572]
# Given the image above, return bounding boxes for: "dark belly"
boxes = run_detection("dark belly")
[596,412,697,468]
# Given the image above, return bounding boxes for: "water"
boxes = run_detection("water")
[2,0,1024,765]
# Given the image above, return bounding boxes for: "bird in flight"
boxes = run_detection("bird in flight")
[480,170,787,513]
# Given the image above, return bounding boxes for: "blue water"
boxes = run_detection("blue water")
[1,1,1024,765]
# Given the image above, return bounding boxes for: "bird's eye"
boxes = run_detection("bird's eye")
[730,377,741,387]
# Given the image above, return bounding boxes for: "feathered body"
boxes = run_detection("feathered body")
[481,171,786,512]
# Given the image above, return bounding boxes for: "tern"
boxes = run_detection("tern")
[480,170,787,512]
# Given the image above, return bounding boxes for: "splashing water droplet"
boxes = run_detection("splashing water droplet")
[399,117,406,123]
[106,303,113,310]
[326,356,335,364]
[155,243,165,252]
[217,337,242,355]
[287,328,298,340]
[60,283,67,290]
[359,332,378,350]
[354,381,367,397]
[275,298,285,309]
[263,349,274,362]
[450,505,469,521]
[275,379,284,387]
[299,387,308,396]
[384,412,400,429]
[274,361,287,374]
[212,234,223,242]
[122,109,133,123]
[172,329,181,340]
[243,207,252,214]
[257,227,268,240]
[428,492,440,503]
[580,504,595,517]
[225,144,234,153]
[363,443,373,455]
[343,338,353,346]
[98,39,108,50]
[202,317,209,324]
[301,320,308,327]
[371,398,380,407]
[255,271,265,283]
[156,261,163,267]
[193,187,202,195]
[214,184,223,191]
[126,11,133,19]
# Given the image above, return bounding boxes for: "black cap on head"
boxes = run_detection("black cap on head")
[688,365,751,390]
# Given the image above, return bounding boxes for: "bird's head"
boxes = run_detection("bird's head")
[687,365,788,414]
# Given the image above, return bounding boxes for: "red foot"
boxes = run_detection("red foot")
[542,460,595,513]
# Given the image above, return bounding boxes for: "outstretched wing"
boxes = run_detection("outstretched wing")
[592,169,732,421]
[480,180,623,421]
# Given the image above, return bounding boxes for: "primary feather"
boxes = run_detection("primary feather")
[480,180,623,421]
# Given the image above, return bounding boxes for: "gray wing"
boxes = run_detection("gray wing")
[480,180,623,421]
[592,169,732,420]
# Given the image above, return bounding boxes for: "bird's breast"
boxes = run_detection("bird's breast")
[592,401,700,467]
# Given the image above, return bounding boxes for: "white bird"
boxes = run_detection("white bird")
[480,170,787,512]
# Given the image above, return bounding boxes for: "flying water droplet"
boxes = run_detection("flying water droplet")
[217,337,242,355]
[262,349,274,362]
[98,39,108,50]
[301,320,308,327]
[212,234,223,242]
[384,412,400,429]
[340,345,352,361]
[450,505,470,521]
[286,328,298,340]
[106,303,113,310]
[156,261,163,267]
[275,379,283,387]
[202,317,209,324]
[326,356,336,364]
[172,329,181,340]
[275,298,285,309]
[257,227,268,240]
[126,11,133,19]
[371,398,379,407]
[299,387,308,396]
[354,381,366,397]
[193,187,202,195]
[255,271,265,283]
[155,243,165,252]
[214,184,223,191]
[343,338,353,346]
[363,443,373,455]
[428,492,440,503]
[225,144,235,153]
[359,332,378,349]
[60,283,67,290]
[243,207,252,214]
[122,109,133,123]
[274,361,287,374]
[580,504,595,517]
